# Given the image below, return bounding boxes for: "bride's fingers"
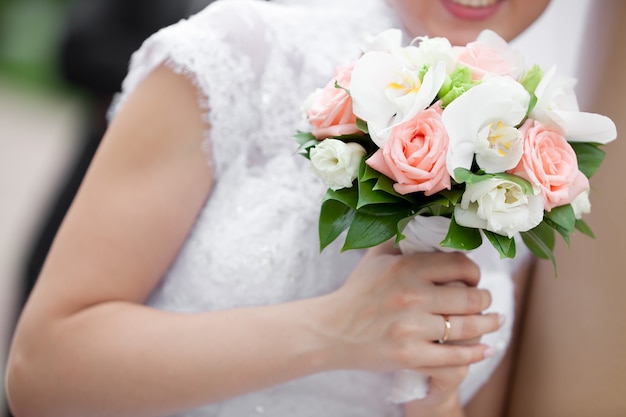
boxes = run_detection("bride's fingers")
[407,343,492,368]
[400,285,492,315]
[415,365,471,397]
[430,313,503,342]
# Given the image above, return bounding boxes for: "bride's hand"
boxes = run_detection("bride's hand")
[317,242,500,373]
[404,365,468,417]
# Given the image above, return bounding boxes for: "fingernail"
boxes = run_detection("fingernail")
[498,314,506,327]
[484,346,496,358]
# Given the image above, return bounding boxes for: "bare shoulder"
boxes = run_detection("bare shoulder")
[23,64,213,319]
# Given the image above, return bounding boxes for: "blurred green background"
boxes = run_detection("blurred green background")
[0,0,72,91]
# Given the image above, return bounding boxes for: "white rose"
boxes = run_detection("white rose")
[570,189,591,219]
[310,139,366,190]
[455,178,544,238]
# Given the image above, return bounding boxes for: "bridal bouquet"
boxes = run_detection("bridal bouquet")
[295,29,617,403]
[295,29,616,273]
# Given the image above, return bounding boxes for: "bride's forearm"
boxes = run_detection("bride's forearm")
[6,297,337,417]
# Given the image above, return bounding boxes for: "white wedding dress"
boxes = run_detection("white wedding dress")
[110,0,532,415]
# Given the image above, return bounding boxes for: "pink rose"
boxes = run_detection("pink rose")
[457,42,515,81]
[509,120,589,211]
[366,107,451,196]
[307,63,362,140]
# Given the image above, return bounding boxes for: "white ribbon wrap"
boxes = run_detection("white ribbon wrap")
[388,215,455,404]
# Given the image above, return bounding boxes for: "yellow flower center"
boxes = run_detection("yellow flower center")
[487,122,519,157]
[386,70,422,96]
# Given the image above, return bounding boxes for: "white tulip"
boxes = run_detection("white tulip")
[309,139,366,190]
[455,177,544,238]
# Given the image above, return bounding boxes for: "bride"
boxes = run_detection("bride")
[6,0,552,416]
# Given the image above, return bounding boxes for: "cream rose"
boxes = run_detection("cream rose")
[510,120,589,211]
[365,107,451,196]
[310,139,366,190]
[306,63,361,140]
[455,177,544,238]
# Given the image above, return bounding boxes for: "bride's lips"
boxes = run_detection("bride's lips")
[441,0,504,21]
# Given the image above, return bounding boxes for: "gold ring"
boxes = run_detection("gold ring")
[438,314,451,344]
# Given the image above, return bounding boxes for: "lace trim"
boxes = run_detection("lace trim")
[109,2,262,176]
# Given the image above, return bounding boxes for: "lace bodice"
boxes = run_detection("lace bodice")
[111,1,530,415]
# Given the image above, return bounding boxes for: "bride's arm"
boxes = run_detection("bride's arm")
[5,65,331,417]
[5,65,497,417]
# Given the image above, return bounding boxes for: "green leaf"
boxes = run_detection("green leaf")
[453,168,479,184]
[371,176,405,198]
[414,192,461,217]
[484,231,517,259]
[544,217,571,247]
[394,215,416,246]
[357,204,412,218]
[323,186,358,209]
[438,189,464,205]
[497,173,534,195]
[356,118,369,134]
[521,221,557,274]
[343,211,405,250]
[453,168,534,195]
[440,215,483,251]
[519,65,544,95]
[575,219,595,238]
[570,142,606,178]
[293,131,316,147]
[417,204,454,217]
[358,163,414,206]
[360,162,393,183]
[357,180,404,208]
[293,131,318,158]
[319,199,355,251]
[544,205,576,247]
[526,94,538,116]
[545,205,576,232]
